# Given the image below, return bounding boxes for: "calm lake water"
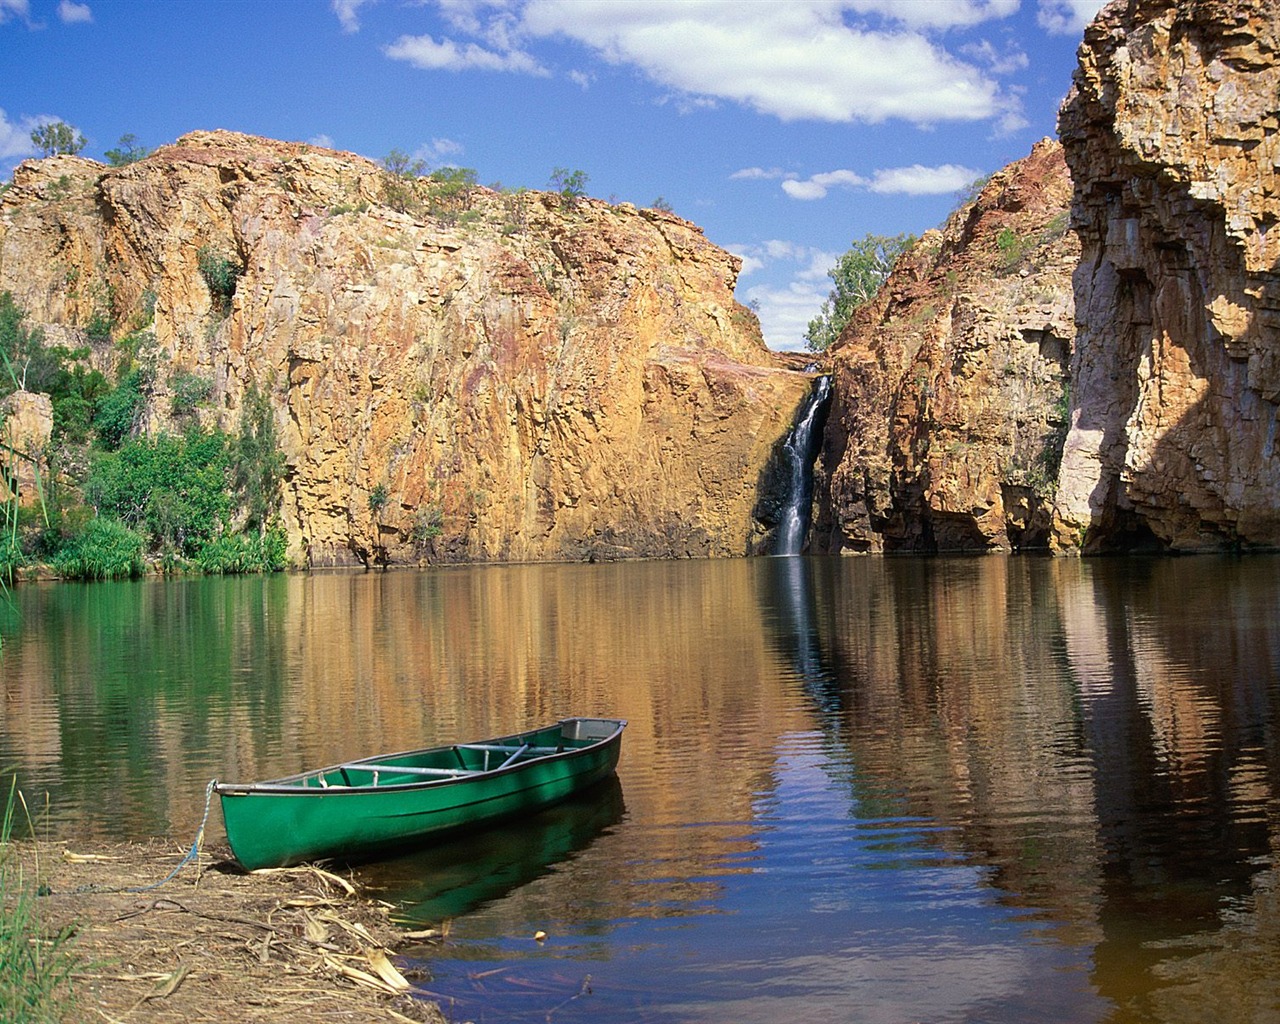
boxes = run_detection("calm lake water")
[2,555,1279,1023]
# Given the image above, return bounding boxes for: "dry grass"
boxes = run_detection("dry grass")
[14,839,446,1024]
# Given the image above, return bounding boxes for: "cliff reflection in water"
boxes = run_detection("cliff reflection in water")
[755,555,1280,1022]
[1,557,1278,1021]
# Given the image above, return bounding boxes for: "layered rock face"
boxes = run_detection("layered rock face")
[815,140,1078,553]
[1057,0,1280,551]
[0,131,810,565]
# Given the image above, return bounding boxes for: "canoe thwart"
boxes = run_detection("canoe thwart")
[338,763,478,778]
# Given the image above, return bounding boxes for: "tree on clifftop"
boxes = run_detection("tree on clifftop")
[30,121,87,157]
[805,233,915,352]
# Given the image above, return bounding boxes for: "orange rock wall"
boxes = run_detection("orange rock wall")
[0,131,810,565]
[1056,0,1280,550]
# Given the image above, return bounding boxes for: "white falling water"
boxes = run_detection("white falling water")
[774,375,832,556]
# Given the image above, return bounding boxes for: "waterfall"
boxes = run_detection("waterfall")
[774,375,833,556]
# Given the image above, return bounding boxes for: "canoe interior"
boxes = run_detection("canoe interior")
[223,718,623,793]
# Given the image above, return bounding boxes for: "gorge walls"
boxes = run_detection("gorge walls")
[1056,0,1280,551]
[816,140,1078,553]
[0,131,811,566]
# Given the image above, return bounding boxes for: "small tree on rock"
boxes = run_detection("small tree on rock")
[30,121,87,157]
[805,233,916,352]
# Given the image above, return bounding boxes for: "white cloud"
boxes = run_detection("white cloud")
[0,0,31,24]
[57,0,91,23]
[309,133,335,149]
[384,32,548,74]
[520,1,1008,125]
[412,137,465,163]
[567,69,592,89]
[844,0,1019,30]
[0,108,45,162]
[780,162,978,201]
[726,240,840,350]
[1037,0,1107,35]
[730,166,789,181]
[399,2,1026,128]
[782,169,868,200]
[868,162,981,194]
[332,0,373,34]
[961,38,1028,75]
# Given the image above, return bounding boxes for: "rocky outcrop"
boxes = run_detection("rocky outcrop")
[0,131,811,565]
[1057,0,1280,551]
[1,390,52,506]
[815,139,1077,553]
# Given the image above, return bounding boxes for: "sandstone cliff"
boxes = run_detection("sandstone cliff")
[0,131,811,566]
[1057,0,1280,551]
[815,139,1078,553]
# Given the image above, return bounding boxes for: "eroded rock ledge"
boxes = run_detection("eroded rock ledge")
[1056,0,1280,551]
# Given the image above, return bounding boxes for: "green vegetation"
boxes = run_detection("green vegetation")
[805,233,916,351]
[29,121,85,158]
[0,291,290,580]
[0,779,78,1023]
[197,246,243,316]
[549,167,589,207]
[381,149,426,212]
[103,133,149,167]
[50,517,145,580]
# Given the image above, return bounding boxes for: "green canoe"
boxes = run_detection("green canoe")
[215,717,626,870]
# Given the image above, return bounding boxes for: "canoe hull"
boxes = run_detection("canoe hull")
[216,717,625,870]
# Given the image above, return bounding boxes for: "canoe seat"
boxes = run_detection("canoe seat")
[338,763,478,784]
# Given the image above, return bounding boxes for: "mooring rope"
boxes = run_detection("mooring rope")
[124,778,218,894]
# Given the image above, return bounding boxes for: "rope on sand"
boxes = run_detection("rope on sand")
[125,778,217,893]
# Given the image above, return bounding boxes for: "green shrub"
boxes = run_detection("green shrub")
[51,517,145,579]
[549,167,589,207]
[92,369,146,450]
[231,385,284,532]
[197,245,243,315]
[170,371,213,418]
[193,528,287,574]
[87,429,231,556]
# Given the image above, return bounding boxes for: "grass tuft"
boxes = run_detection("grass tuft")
[0,777,78,1023]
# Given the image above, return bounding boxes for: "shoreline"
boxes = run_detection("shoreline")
[14,838,446,1023]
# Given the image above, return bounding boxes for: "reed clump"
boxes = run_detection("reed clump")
[0,779,78,1023]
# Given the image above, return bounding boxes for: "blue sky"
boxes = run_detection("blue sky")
[1,0,1106,350]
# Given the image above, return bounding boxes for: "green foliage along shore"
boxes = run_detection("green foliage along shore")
[0,291,288,581]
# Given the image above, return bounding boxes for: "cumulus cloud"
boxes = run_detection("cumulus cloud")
[57,0,91,23]
[0,0,31,24]
[391,1,1028,128]
[520,0,1006,124]
[332,0,373,33]
[309,133,335,149]
[868,162,981,194]
[961,38,1029,75]
[384,32,548,74]
[779,162,979,200]
[725,240,840,350]
[843,0,1019,30]
[782,169,868,200]
[0,108,43,162]
[730,167,789,181]
[1037,0,1107,35]
[413,137,465,163]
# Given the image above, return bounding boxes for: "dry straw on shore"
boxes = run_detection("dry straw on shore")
[12,838,446,1023]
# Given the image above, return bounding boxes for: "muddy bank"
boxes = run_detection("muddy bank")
[16,839,446,1023]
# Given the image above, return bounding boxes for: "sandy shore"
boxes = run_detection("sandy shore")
[15,838,447,1023]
